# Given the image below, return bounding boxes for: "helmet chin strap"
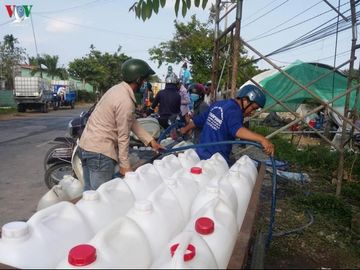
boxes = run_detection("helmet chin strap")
[135,77,143,86]
[241,98,252,113]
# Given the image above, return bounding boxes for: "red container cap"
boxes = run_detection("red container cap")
[68,244,97,266]
[190,167,202,174]
[195,217,215,235]
[170,243,196,261]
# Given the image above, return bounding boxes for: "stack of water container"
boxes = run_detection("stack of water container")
[0,150,258,269]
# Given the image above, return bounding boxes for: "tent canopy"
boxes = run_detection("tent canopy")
[243,60,359,112]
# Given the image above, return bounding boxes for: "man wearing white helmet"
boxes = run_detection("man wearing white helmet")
[147,73,181,129]
[180,84,274,164]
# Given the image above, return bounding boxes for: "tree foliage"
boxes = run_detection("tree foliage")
[29,54,68,80]
[129,0,210,21]
[149,15,260,85]
[149,15,213,83]
[0,34,27,89]
[68,45,130,93]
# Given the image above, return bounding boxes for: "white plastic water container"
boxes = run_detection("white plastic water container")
[0,202,93,268]
[126,200,172,260]
[206,153,229,179]
[230,155,258,185]
[127,185,185,258]
[37,175,84,211]
[153,154,183,179]
[96,178,135,216]
[151,231,218,269]
[163,176,199,220]
[177,149,201,169]
[223,156,258,230]
[179,165,214,190]
[36,184,71,211]
[59,175,84,199]
[125,163,163,200]
[56,217,153,269]
[76,189,127,234]
[147,183,186,237]
[186,198,238,269]
[191,181,238,219]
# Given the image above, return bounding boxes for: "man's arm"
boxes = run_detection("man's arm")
[180,120,196,135]
[235,127,275,156]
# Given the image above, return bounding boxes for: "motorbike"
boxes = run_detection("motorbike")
[43,106,165,189]
[43,105,95,189]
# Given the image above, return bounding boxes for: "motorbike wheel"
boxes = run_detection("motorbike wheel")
[43,143,73,170]
[44,163,74,189]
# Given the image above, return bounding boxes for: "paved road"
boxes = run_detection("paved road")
[0,105,92,228]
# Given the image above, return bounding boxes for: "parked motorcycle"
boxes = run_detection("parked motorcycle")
[43,105,163,189]
[43,105,95,189]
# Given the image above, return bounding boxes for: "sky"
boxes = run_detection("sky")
[0,0,358,82]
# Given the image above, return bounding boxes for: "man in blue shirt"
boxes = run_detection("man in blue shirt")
[147,73,181,129]
[180,84,274,164]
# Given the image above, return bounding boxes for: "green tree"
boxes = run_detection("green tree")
[0,34,27,89]
[149,15,213,83]
[149,15,260,85]
[29,54,68,80]
[68,45,130,94]
[129,0,210,21]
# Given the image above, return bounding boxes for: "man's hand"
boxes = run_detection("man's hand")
[260,138,275,156]
[119,166,132,176]
[149,139,165,153]
[180,120,195,135]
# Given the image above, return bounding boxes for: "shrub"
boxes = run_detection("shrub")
[77,90,96,103]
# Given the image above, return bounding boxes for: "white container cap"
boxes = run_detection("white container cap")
[2,221,29,239]
[82,190,99,201]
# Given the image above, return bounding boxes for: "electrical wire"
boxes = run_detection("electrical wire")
[33,0,106,14]
[242,0,291,28]
[243,0,284,21]
[248,1,350,43]
[249,0,324,42]
[33,14,168,42]
[274,3,357,52]
[244,5,359,65]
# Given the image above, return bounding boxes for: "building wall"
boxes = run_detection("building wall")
[0,90,16,107]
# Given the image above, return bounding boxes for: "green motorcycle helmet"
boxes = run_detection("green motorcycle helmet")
[121,59,155,83]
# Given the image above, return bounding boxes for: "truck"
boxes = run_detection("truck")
[13,77,52,113]
[51,80,76,110]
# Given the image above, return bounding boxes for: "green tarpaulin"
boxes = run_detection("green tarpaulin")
[257,60,359,112]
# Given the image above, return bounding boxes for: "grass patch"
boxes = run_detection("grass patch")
[250,122,360,268]
[0,107,16,115]
[342,182,360,207]
[292,193,353,227]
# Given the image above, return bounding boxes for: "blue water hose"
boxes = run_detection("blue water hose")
[160,140,277,248]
